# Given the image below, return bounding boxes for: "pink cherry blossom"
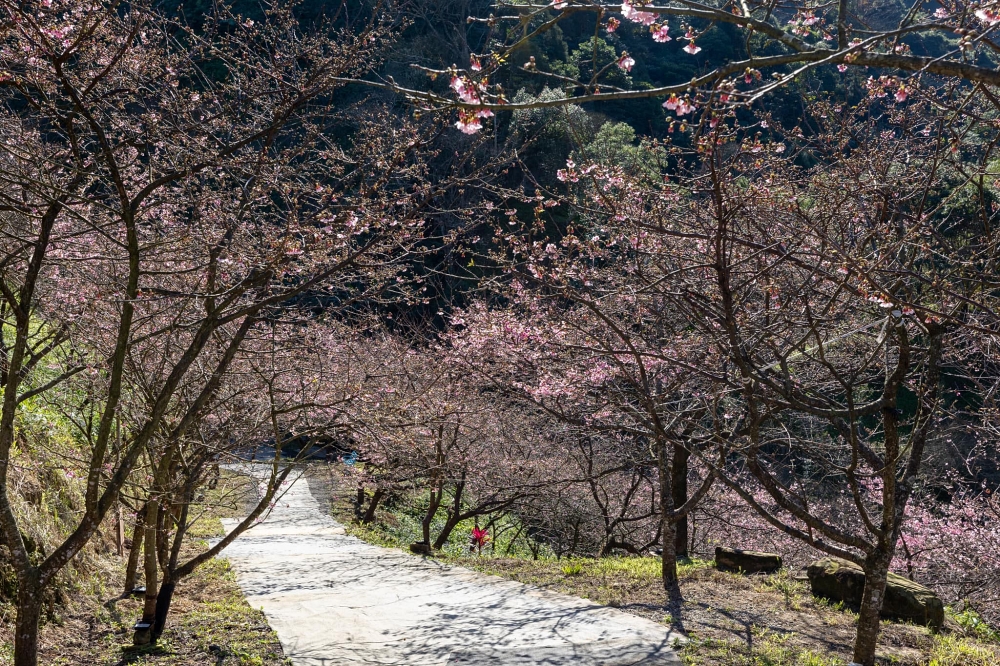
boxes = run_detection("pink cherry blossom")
[683,41,701,55]
[651,24,671,42]
[621,2,657,26]
[455,111,483,134]
[450,76,481,104]
[975,8,1000,24]
[663,94,696,116]
[617,53,636,72]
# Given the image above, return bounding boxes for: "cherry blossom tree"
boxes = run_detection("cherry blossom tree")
[451,293,718,597]
[366,0,1000,135]
[129,320,367,644]
[507,95,1000,664]
[0,2,495,663]
[350,335,545,551]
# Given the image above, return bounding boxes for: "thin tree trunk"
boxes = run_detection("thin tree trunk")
[660,519,679,586]
[156,504,170,572]
[355,483,365,521]
[671,442,690,558]
[360,488,384,524]
[151,579,176,642]
[421,486,442,545]
[433,512,462,550]
[116,505,125,557]
[432,478,465,549]
[853,554,891,666]
[657,438,686,630]
[13,574,42,666]
[658,440,679,585]
[504,523,525,557]
[123,506,145,595]
[151,492,190,642]
[141,502,159,623]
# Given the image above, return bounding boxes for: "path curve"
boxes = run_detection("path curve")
[220,473,683,665]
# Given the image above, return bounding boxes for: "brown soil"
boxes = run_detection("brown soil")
[462,557,963,666]
[30,558,285,666]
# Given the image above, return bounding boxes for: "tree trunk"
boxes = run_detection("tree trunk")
[853,554,891,666]
[155,504,170,571]
[13,575,42,666]
[660,519,679,585]
[671,442,690,558]
[420,486,442,545]
[432,478,464,549]
[141,502,159,624]
[355,483,365,520]
[115,505,125,557]
[123,506,145,595]
[150,579,176,642]
[360,488,384,524]
[657,440,679,586]
[433,511,462,550]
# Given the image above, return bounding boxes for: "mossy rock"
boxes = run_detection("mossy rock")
[715,547,782,574]
[806,558,944,629]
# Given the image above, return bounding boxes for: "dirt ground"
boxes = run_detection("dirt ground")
[467,557,984,666]
[29,557,286,666]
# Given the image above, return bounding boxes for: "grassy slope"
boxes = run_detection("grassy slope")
[0,469,288,666]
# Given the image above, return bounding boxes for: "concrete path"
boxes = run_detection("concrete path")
[219,474,683,666]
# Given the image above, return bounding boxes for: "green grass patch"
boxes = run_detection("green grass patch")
[926,634,1000,666]
[179,560,286,666]
[680,628,847,666]
[561,562,583,576]
[947,606,1000,643]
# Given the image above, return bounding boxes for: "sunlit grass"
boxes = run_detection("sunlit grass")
[680,628,848,666]
[926,634,1000,666]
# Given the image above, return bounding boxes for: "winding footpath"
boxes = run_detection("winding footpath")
[219,473,683,666]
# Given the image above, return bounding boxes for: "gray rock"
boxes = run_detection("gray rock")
[715,547,782,574]
[806,558,944,629]
[409,541,433,556]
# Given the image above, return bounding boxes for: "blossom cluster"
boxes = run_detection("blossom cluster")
[865,75,910,102]
[451,75,494,133]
